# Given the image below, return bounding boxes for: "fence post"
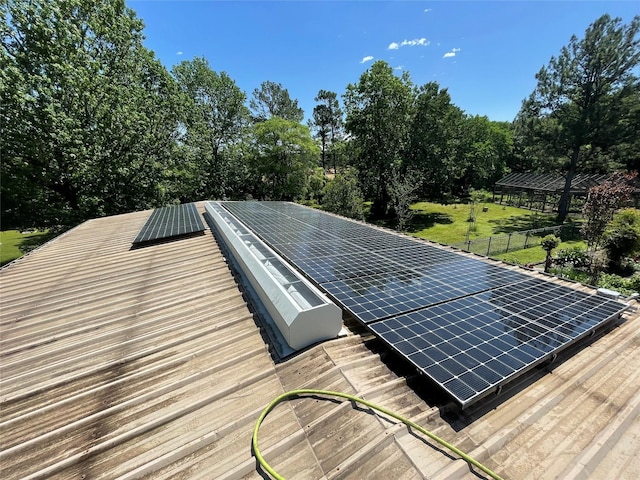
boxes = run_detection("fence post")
[467,239,471,251]
[524,231,530,249]
[506,233,512,253]
[487,236,492,256]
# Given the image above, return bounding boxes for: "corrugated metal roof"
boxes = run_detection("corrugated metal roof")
[1,204,639,479]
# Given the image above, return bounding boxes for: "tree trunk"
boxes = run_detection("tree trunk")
[371,172,389,219]
[544,251,552,273]
[557,146,580,222]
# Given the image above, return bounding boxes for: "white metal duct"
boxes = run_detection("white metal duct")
[205,201,342,351]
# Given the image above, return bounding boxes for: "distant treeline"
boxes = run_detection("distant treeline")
[2,1,638,229]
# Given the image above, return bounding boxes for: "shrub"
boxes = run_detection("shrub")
[322,169,364,220]
[603,208,640,272]
[306,167,326,201]
[549,267,591,284]
[541,234,560,273]
[554,246,590,269]
[389,172,419,231]
[597,273,640,296]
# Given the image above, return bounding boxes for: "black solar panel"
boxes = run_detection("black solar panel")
[370,280,625,405]
[133,203,205,245]
[217,201,628,407]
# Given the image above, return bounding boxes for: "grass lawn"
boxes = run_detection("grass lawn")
[494,240,587,265]
[1,230,53,266]
[407,201,561,244]
[399,201,583,265]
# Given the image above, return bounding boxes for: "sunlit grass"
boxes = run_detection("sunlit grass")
[1,230,52,266]
[495,240,587,265]
[400,201,585,264]
[408,201,560,245]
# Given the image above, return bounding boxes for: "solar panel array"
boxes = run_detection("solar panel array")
[133,203,205,245]
[218,201,627,407]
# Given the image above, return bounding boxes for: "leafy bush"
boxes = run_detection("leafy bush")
[554,246,590,269]
[603,208,640,272]
[468,189,493,204]
[500,255,523,266]
[306,167,326,201]
[389,172,419,231]
[597,273,640,296]
[322,169,364,220]
[549,267,591,284]
[541,234,560,251]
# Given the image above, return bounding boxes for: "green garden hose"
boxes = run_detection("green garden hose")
[252,389,504,480]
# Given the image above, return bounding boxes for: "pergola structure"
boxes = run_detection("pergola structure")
[493,172,611,213]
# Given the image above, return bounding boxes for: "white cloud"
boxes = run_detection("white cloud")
[360,55,374,63]
[176,51,183,55]
[443,48,461,58]
[394,65,404,70]
[424,8,432,13]
[401,38,429,47]
[388,38,430,50]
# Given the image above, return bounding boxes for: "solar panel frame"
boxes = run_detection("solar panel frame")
[133,203,205,245]
[218,201,629,407]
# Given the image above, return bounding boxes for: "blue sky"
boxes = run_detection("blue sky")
[128,1,638,123]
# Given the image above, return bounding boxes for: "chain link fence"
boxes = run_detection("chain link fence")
[451,224,579,257]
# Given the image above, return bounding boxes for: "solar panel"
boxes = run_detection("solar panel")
[218,201,629,407]
[370,279,626,406]
[133,203,205,245]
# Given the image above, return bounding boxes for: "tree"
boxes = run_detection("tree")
[171,57,250,200]
[406,82,464,200]
[249,81,304,123]
[249,118,318,200]
[343,61,414,218]
[603,208,640,272]
[309,90,344,171]
[454,115,512,195]
[1,0,182,229]
[306,166,326,201]
[516,14,640,222]
[322,169,364,220]
[581,172,636,271]
[388,170,419,231]
[407,83,512,200]
[541,234,560,273]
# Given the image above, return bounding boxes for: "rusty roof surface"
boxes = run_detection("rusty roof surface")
[1,204,639,480]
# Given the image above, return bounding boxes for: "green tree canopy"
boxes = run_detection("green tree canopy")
[406,83,512,201]
[249,80,304,123]
[322,169,364,220]
[454,115,512,195]
[406,82,464,200]
[1,0,182,229]
[171,57,250,200]
[249,118,319,200]
[343,61,414,218]
[309,89,344,171]
[515,14,640,221]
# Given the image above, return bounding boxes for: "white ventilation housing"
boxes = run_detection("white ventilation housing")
[596,288,621,300]
[205,202,342,351]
